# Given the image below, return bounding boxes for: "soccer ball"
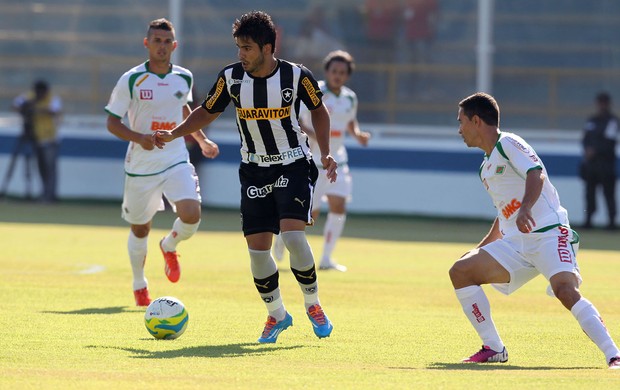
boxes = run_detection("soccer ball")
[144,296,189,339]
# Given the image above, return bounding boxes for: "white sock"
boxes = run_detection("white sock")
[571,298,620,362]
[161,218,200,252]
[322,212,346,264]
[128,231,148,290]
[455,285,504,352]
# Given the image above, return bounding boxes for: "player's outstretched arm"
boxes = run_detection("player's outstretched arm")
[154,107,219,147]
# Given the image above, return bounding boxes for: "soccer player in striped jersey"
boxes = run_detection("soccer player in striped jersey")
[449,92,620,369]
[105,18,219,306]
[154,11,337,343]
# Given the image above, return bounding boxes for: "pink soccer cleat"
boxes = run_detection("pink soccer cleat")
[462,345,508,363]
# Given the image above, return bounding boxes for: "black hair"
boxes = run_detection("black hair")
[323,50,355,75]
[458,92,500,127]
[232,11,277,53]
[147,18,175,38]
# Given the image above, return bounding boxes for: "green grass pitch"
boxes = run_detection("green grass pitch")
[1,201,619,389]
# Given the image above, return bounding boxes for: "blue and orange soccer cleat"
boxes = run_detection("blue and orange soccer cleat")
[307,304,333,339]
[160,239,180,283]
[462,345,508,363]
[257,313,293,343]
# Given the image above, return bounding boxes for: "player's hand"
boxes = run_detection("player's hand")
[356,131,371,147]
[201,139,220,159]
[516,207,536,233]
[321,154,338,183]
[139,133,156,150]
[153,130,174,149]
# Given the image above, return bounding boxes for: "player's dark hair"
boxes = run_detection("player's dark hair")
[232,11,277,53]
[459,92,500,127]
[147,18,175,38]
[323,50,355,75]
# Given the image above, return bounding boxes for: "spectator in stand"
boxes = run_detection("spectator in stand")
[401,0,439,65]
[363,0,401,62]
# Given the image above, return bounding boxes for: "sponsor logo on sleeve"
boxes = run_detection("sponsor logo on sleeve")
[205,77,225,109]
[301,77,320,106]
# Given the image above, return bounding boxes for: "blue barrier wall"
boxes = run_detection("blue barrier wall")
[1,114,618,226]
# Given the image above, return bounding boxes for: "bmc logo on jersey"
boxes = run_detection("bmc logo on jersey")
[151,121,177,131]
[501,198,522,219]
[140,90,153,100]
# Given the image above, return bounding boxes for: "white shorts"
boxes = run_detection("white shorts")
[482,225,582,295]
[312,163,352,211]
[121,163,201,225]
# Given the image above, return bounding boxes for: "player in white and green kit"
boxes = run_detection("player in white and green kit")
[449,92,620,369]
[273,50,370,271]
[105,18,219,306]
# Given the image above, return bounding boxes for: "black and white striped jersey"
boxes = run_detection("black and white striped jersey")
[201,59,324,166]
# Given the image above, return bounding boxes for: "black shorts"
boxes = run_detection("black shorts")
[239,158,319,236]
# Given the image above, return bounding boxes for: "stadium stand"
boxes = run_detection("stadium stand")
[0,0,619,129]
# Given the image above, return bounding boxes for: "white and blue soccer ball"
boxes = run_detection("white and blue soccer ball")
[144,296,189,339]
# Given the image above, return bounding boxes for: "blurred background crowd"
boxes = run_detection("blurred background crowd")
[1,0,619,129]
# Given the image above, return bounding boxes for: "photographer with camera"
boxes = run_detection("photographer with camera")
[11,80,63,203]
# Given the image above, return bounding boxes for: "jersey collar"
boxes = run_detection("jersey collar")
[145,60,173,78]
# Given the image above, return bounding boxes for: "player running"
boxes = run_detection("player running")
[273,50,370,272]
[449,92,620,369]
[105,18,219,306]
[153,11,337,343]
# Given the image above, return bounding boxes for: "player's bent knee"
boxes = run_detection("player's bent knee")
[552,283,581,309]
[448,261,469,286]
[131,224,150,238]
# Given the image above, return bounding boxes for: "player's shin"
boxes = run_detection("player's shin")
[571,298,620,362]
[455,285,504,352]
[161,218,200,252]
[250,249,286,321]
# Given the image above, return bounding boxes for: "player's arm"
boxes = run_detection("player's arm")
[516,168,544,233]
[299,117,316,140]
[310,104,338,182]
[106,114,156,151]
[476,217,502,248]
[347,118,371,146]
[183,105,219,159]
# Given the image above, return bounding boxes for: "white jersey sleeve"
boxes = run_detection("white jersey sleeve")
[105,71,133,119]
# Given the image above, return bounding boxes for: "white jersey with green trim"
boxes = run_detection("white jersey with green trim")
[105,61,193,176]
[300,80,357,165]
[480,131,569,237]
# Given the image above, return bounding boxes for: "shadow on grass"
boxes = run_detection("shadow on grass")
[42,306,144,315]
[420,362,595,370]
[85,343,306,359]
